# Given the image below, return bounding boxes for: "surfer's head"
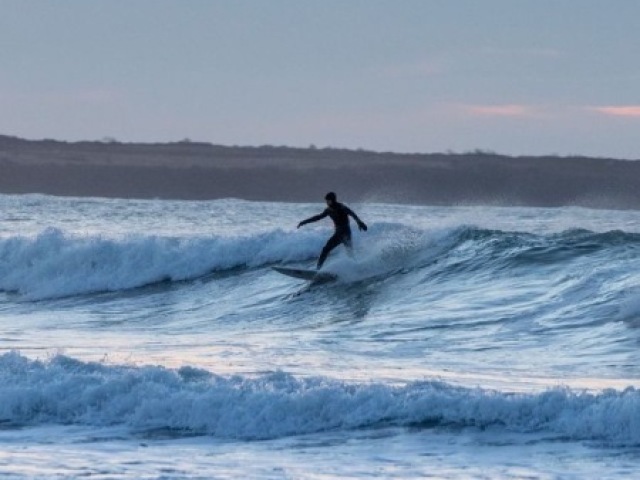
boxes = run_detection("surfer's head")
[324,191,337,206]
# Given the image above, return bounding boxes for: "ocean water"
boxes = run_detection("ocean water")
[2,194,640,479]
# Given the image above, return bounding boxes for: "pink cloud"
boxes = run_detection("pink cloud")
[590,106,640,117]
[463,104,535,117]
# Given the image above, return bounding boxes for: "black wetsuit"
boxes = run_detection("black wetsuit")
[299,202,366,269]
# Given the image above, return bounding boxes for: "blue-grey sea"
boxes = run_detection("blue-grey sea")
[2,194,640,478]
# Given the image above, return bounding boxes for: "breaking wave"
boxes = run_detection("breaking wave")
[1,224,638,300]
[1,353,639,445]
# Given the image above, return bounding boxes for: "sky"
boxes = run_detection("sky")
[1,0,639,159]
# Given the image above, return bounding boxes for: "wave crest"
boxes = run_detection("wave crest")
[0,227,321,299]
[1,353,639,445]
[1,225,637,300]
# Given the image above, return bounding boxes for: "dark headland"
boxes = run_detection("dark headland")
[1,134,638,209]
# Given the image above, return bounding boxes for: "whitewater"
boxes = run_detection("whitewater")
[2,194,640,478]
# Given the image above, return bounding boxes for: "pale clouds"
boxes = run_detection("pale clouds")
[459,104,640,120]
[461,104,538,118]
[589,106,640,117]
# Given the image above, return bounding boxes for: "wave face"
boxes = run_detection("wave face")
[0,227,321,299]
[1,222,639,301]
[1,352,639,445]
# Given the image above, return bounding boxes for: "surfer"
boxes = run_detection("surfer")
[297,192,368,269]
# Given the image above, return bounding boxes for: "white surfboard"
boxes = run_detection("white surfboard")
[272,266,337,283]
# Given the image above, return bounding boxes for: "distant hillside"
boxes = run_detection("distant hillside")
[0,134,638,209]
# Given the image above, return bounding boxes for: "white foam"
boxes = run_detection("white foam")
[0,224,439,299]
[2,223,619,299]
[1,353,639,445]
[0,227,323,299]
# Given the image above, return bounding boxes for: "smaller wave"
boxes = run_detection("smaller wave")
[429,226,640,277]
[1,353,639,445]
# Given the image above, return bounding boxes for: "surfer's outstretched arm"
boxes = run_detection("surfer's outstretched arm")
[297,210,328,228]
[345,207,368,231]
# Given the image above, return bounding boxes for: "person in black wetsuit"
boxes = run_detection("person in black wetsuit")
[297,192,368,269]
